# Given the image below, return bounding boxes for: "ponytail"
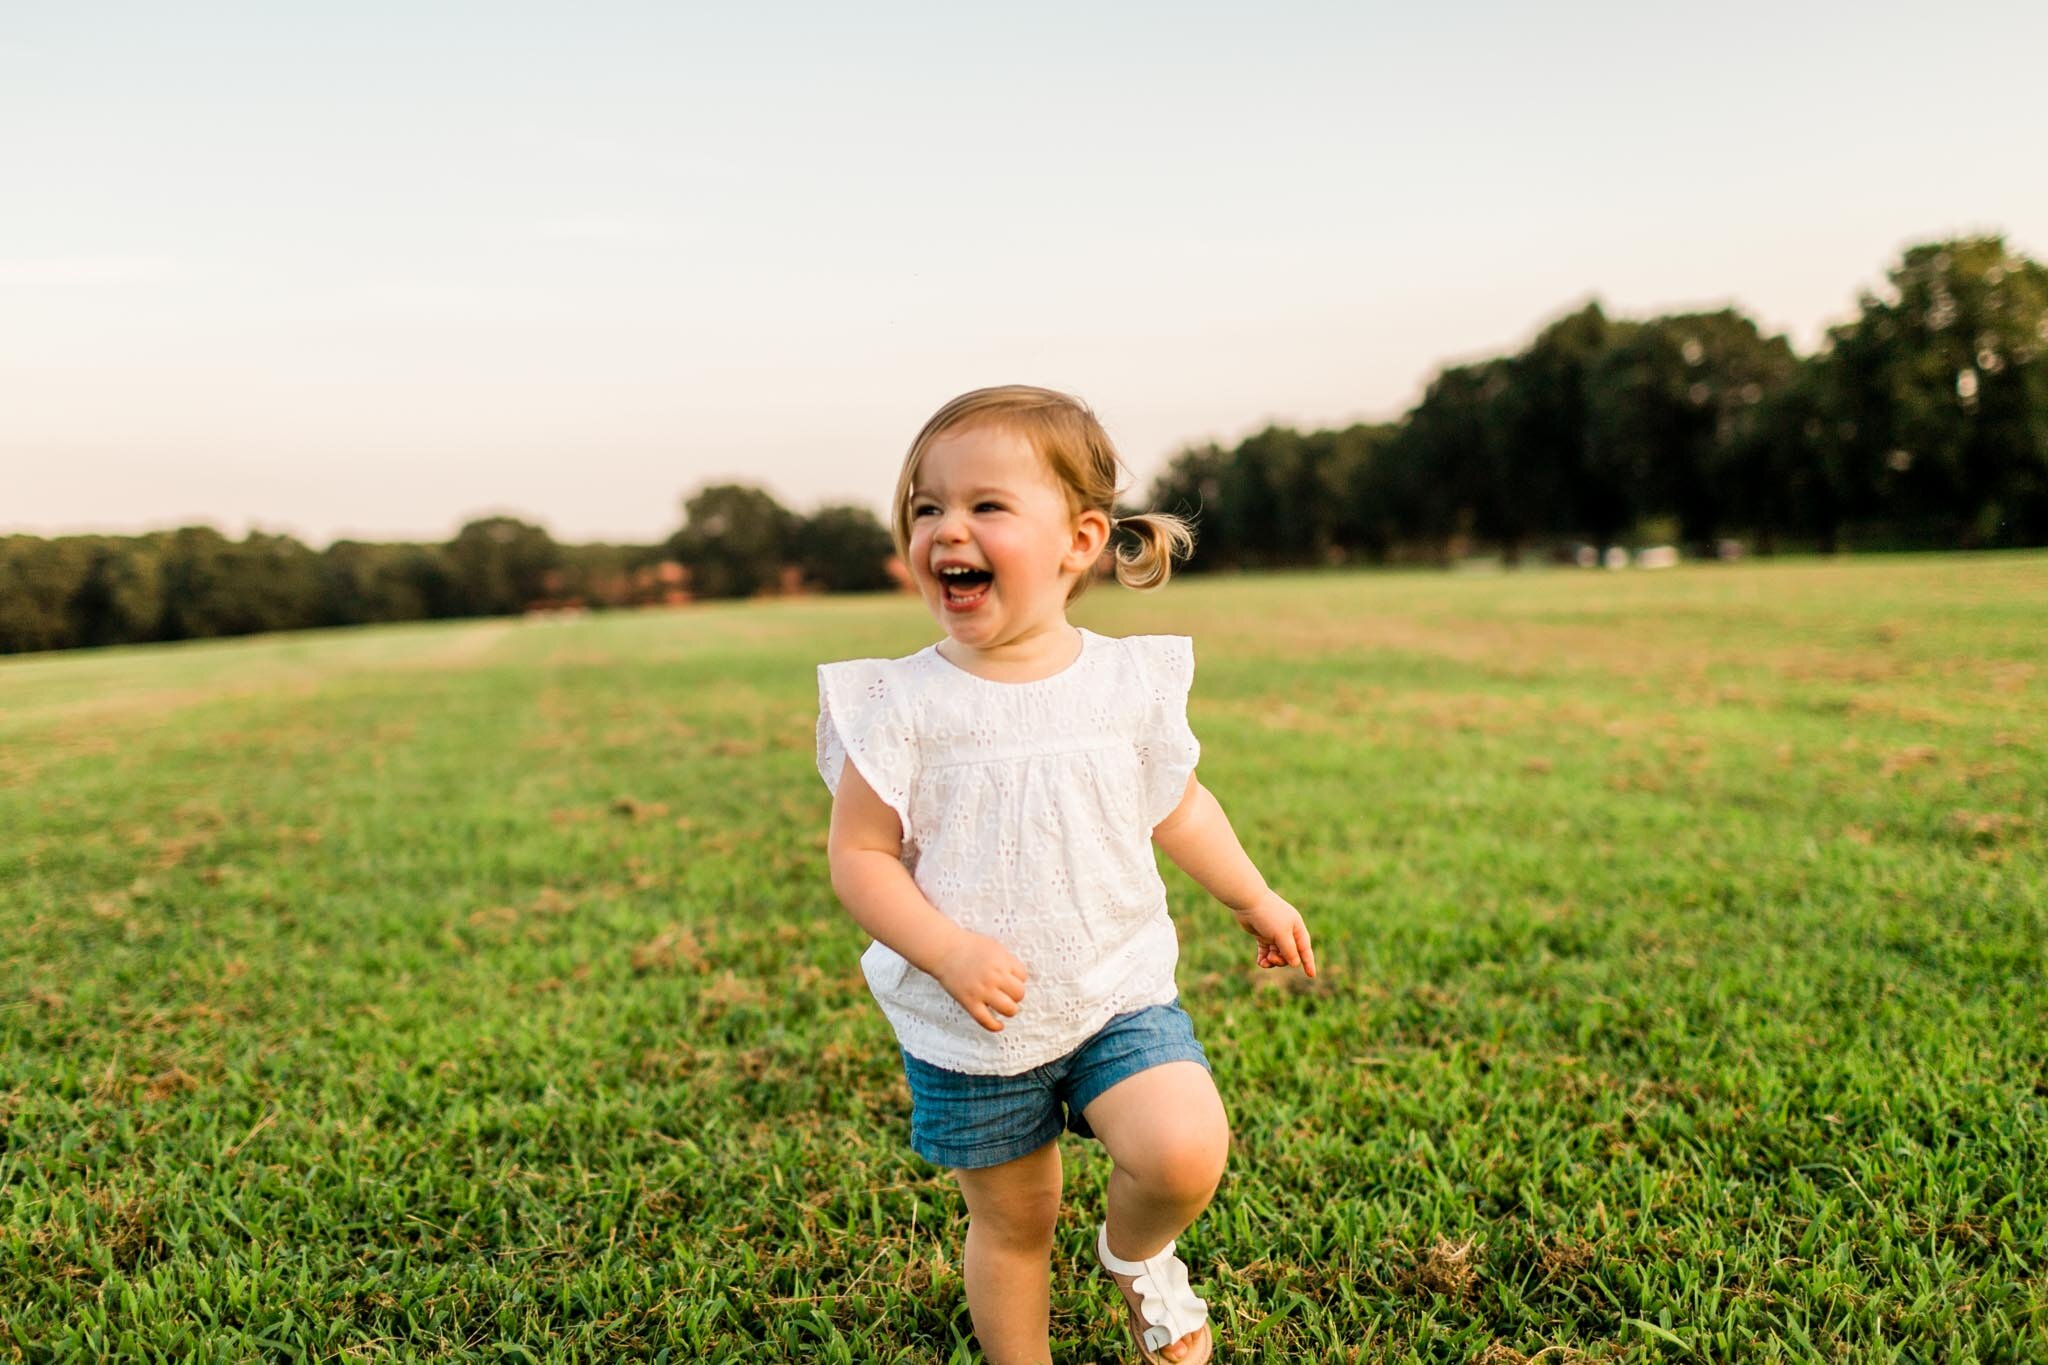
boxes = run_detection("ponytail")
[1108,511,1196,591]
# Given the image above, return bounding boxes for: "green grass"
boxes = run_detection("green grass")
[3,552,2045,1362]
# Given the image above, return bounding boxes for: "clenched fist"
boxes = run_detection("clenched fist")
[1234,891,1317,978]
[933,930,1029,1033]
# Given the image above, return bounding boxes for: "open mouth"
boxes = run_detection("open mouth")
[937,565,993,611]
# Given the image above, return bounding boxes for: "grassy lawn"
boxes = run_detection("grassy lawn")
[3,552,2044,1362]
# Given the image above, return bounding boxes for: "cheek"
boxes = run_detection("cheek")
[906,527,951,594]
[1001,522,1058,563]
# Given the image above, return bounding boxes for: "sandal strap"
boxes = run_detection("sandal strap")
[1097,1223,1209,1352]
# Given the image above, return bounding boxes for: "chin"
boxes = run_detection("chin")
[943,616,997,642]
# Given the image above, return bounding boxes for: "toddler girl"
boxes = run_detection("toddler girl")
[816,385,1316,1364]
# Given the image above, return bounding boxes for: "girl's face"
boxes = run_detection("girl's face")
[906,423,1107,653]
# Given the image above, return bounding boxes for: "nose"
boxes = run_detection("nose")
[934,508,970,543]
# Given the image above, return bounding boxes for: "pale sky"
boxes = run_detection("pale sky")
[5,1,2045,546]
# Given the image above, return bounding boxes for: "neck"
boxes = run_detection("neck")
[938,620,1083,679]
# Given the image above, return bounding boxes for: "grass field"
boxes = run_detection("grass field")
[4,553,2045,1363]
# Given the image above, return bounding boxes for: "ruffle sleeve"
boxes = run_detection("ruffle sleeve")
[817,659,918,836]
[1129,634,1201,831]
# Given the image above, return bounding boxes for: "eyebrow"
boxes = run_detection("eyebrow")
[910,485,1012,499]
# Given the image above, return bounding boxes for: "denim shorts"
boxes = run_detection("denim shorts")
[898,997,1211,1170]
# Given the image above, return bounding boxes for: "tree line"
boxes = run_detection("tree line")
[1148,234,2048,568]
[0,495,896,655]
[4,235,2043,654]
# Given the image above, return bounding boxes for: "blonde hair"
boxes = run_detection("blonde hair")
[892,385,1195,602]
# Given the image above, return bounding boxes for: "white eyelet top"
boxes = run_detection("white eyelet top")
[816,628,1201,1074]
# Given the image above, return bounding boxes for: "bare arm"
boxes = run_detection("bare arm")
[826,759,1029,1032]
[826,760,960,973]
[1152,772,1317,977]
[1150,774,1270,913]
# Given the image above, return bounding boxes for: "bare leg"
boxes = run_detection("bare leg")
[953,1139,1063,1365]
[1082,1061,1230,1363]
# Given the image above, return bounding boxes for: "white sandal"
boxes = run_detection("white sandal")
[1095,1223,1212,1364]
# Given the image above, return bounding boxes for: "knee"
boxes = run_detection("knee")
[1128,1122,1230,1207]
[968,1181,1061,1252]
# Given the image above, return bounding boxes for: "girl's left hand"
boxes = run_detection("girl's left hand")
[1233,891,1317,979]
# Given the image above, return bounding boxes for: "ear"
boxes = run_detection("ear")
[1061,507,1111,576]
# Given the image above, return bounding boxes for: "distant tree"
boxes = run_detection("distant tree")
[323,539,450,624]
[1581,319,1682,552]
[398,544,463,618]
[73,535,166,646]
[152,528,326,639]
[1150,426,1399,568]
[1723,357,1876,554]
[444,516,560,616]
[1446,362,1525,562]
[666,484,798,599]
[325,540,393,625]
[794,505,896,592]
[1497,303,1612,561]
[1314,423,1400,563]
[1676,312,1799,551]
[1221,426,1311,566]
[1288,427,1365,565]
[1392,363,1510,561]
[1376,418,1458,562]
[1723,362,1819,554]
[1823,236,2048,547]
[0,536,93,653]
[157,527,239,640]
[240,531,328,634]
[1323,423,1405,564]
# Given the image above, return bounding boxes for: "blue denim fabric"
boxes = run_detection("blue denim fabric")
[897,998,1211,1170]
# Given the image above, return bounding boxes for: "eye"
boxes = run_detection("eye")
[975,501,1004,513]
[911,503,938,518]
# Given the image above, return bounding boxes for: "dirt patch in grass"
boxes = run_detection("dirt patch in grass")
[1397,1236,1480,1303]
[631,924,708,973]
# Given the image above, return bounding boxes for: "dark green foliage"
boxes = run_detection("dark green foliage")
[0,482,901,655]
[667,484,801,599]
[1312,423,1402,562]
[157,526,251,640]
[794,505,897,593]
[0,499,830,653]
[1150,425,1401,570]
[0,534,97,652]
[1820,236,2048,548]
[1496,304,1613,561]
[178,529,328,638]
[0,527,336,651]
[322,539,456,625]
[1722,360,1862,556]
[445,516,562,618]
[1585,312,1799,555]
[73,536,168,647]
[1399,362,1517,559]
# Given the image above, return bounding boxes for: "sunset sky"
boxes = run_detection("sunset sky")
[6,1,2046,545]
